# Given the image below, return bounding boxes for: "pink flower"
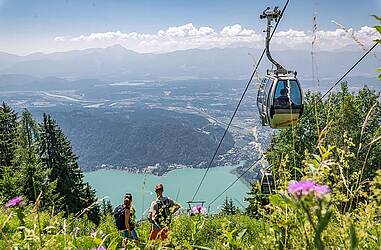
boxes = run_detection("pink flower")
[314,184,330,198]
[5,196,23,208]
[192,204,207,215]
[287,180,330,199]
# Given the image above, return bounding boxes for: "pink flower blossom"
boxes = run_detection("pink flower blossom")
[5,196,23,208]
[313,184,330,198]
[287,180,330,199]
[192,204,207,215]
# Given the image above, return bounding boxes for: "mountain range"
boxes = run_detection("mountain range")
[0,45,379,82]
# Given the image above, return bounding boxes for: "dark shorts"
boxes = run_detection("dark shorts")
[122,228,138,240]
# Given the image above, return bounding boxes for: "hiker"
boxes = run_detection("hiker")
[148,183,180,241]
[114,193,138,243]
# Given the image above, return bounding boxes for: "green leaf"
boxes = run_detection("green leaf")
[312,154,322,163]
[184,241,194,250]
[269,194,286,207]
[312,159,320,168]
[320,146,327,154]
[308,163,316,172]
[374,26,381,34]
[371,15,381,22]
[322,151,332,160]
[107,238,119,250]
[237,229,247,241]
[317,210,332,234]
[94,238,102,245]
[328,145,336,151]
[349,224,358,250]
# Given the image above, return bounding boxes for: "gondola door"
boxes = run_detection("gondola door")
[269,79,302,128]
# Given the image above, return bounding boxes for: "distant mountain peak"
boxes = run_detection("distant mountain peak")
[106,44,126,50]
[102,44,139,56]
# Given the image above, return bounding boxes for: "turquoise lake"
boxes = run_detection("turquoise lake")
[84,163,249,220]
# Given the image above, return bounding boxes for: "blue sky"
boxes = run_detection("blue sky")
[0,0,380,54]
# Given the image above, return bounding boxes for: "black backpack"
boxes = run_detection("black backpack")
[114,205,126,230]
[155,198,172,227]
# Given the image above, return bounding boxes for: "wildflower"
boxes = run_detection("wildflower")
[287,180,330,199]
[5,196,23,208]
[192,204,207,215]
[91,231,97,238]
[313,184,330,198]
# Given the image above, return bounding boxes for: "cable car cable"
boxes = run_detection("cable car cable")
[302,42,379,120]
[191,0,291,202]
[209,155,264,206]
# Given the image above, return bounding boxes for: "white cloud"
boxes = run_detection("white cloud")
[157,23,216,38]
[54,36,65,42]
[53,23,380,53]
[356,26,379,41]
[221,24,243,36]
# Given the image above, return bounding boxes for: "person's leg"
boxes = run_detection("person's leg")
[159,227,169,241]
[130,229,138,241]
[149,227,159,240]
[121,231,128,248]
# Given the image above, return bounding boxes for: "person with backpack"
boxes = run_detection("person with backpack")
[148,183,180,241]
[114,193,138,242]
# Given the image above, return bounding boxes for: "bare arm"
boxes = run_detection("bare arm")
[124,208,131,236]
[148,202,156,222]
[124,198,132,236]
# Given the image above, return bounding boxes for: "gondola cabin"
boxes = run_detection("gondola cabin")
[256,168,275,195]
[257,72,303,129]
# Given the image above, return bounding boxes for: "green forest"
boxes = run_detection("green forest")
[0,16,380,250]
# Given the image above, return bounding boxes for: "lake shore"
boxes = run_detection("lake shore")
[83,159,244,177]
[84,162,249,217]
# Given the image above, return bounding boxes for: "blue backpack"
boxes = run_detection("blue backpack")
[113,205,126,230]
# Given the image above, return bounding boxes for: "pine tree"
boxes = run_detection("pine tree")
[245,182,267,217]
[81,183,101,225]
[38,113,100,223]
[100,199,113,218]
[221,196,237,215]
[0,103,18,198]
[14,109,54,203]
[0,102,17,171]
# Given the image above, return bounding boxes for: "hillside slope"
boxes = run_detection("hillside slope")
[43,108,234,171]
